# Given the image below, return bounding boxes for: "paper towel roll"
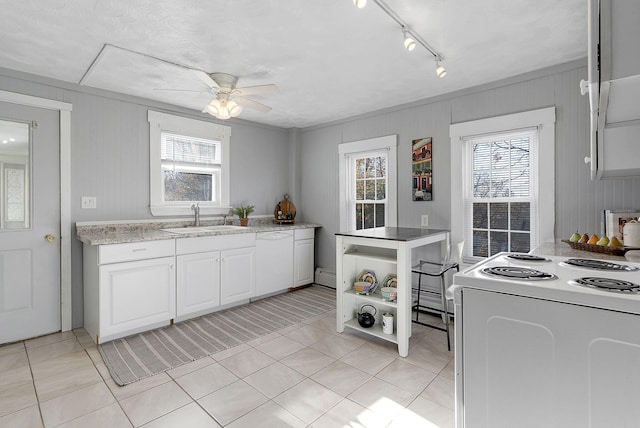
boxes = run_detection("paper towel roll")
[623,220,640,247]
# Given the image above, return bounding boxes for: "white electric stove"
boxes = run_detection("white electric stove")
[452,252,640,428]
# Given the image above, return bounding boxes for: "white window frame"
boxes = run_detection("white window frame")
[339,135,397,231]
[148,110,231,216]
[450,107,555,263]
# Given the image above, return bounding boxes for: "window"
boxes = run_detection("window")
[450,107,555,262]
[339,135,397,231]
[351,152,387,229]
[161,132,219,202]
[466,129,536,257]
[148,111,230,216]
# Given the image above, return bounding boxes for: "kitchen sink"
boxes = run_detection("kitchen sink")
[161,225,246,234]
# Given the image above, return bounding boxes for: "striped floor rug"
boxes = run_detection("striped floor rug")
[99,285,336,386]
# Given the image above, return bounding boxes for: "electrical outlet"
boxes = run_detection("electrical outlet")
[82,196,96,209]
[421,214,429,227]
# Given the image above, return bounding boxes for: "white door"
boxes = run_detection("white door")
[220,247,255,305]
[176,251,221,319]
[0,102,60,344]
[294,239,314,287]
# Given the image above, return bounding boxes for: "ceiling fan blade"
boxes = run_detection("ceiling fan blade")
[234,96,272,113]
[192,70,219,90]
[233,84,278,96]
[153,88,211,93]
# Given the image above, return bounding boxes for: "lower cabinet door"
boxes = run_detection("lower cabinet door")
[220,247,255,305]
[176,251,221,319]
[99,256,175,339]
[294,239,314,287]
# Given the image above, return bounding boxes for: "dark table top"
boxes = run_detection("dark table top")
[336,227,449,242]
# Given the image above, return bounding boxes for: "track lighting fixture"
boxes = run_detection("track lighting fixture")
[435,61,447,78]
[353,0,447,78]
[402,28,416,51]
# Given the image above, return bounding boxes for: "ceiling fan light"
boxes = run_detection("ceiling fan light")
[204,99,221,116]
[353,0,367,8]
[216,109,231,120]
[227,99,243,117]
[436,62,447,78]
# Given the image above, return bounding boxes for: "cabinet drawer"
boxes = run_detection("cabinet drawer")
[294,228,315,241]
[176,233,256,255]
[98,239,175,265]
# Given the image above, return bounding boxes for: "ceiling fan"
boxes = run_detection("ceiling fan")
[191,71,278,120]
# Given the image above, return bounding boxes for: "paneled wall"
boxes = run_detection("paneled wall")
[299,60,640,274]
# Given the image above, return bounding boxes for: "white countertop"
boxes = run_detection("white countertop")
[77,220,321,245]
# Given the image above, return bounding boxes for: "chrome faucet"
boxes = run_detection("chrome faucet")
[191,203,200,227]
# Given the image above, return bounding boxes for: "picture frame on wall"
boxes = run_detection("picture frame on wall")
[412,137,432,201]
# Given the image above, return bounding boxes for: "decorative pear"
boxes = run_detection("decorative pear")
[579,233,589,243]
[569,231,581,242]
[587,234,600,245]
[609,236,624,247]
[596,236,610,246]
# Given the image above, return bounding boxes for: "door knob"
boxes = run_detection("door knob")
[45,234,56,242]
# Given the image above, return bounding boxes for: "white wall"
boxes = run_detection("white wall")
[298,59,640,274]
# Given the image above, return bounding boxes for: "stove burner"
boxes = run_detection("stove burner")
[574,277,640,292]
[506,254,550,262]
[482,266,557,281]
[565,259,638,272]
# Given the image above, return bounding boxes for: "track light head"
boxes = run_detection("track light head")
[402,28,416,51]
[353,0,367,8]
[435,61,447,78]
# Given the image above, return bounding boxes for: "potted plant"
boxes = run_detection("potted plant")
[233,204,254,226]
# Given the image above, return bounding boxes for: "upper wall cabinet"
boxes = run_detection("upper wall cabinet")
[585,0,640,179]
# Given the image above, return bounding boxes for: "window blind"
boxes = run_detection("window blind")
[463,127,539,259]
[161,132,220,164]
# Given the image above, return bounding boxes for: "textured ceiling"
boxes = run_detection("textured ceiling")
[0,0,586,128]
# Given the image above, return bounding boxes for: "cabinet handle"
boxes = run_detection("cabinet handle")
[132,248,148,252]
[170,265,175,269]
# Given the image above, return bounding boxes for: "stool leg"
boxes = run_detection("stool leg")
[415,271,423,322]
[440,273,451,351]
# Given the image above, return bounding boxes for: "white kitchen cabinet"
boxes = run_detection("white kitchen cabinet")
[176,251,220,319]
[176,233,256,317]
[220,247,256,305]
[293,228,315,288]
[255,231,294,297]
[83,239,176,344]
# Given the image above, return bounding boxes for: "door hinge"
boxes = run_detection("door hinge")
[32,120,38,128]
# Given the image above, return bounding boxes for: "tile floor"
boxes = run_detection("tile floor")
[0,309,455,428]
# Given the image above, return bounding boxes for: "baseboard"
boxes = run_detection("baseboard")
[314,268,336,288]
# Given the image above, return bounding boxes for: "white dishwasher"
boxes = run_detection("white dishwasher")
[255,230,294,297]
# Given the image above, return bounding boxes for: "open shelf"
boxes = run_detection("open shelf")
[343,318,397,343]
[343,249,397,264]
[343,288,398,308]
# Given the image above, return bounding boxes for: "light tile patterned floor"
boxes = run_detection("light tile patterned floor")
[0,309,454,427]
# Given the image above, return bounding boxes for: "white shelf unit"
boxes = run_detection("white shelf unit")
[336,230,450,357]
